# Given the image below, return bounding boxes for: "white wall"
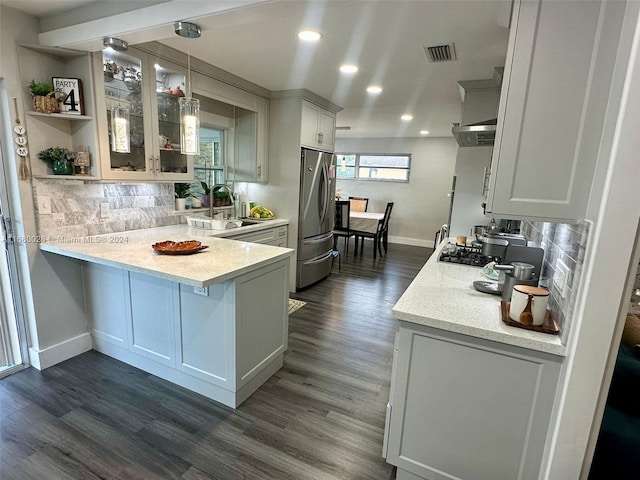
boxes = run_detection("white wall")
[449,146,492,237]
[1,5,91,368]
[334,137,457,247]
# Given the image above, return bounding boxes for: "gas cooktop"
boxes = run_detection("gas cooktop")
[438,243,499,267]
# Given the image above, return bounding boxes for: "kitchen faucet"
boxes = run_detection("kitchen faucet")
[210,184,234,219]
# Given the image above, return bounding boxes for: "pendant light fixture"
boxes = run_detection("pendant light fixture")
[175,21,201,155]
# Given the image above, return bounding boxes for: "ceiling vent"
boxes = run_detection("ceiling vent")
[424,43,456,63]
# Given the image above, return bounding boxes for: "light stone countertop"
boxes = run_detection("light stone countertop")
[392,239,566,356]
[40,223,294,288]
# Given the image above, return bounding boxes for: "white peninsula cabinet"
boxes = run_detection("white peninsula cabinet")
[486,0,627,221]
[300,99,336,151]
[384,322,562,480]
[41,227,293,408]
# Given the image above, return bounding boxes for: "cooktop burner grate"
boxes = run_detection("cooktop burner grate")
[438,243,499,266]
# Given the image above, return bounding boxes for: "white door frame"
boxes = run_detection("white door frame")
[0,78,30,377]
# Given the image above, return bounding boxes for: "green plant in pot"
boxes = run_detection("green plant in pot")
[174,183,192,211]
[29,79,59,114]
[213,189,232,207]
[200,181,211,208]
[38,146,75,175]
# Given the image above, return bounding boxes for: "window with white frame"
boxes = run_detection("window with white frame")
[335,153,410,182]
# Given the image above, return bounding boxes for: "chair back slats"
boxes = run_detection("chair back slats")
[349,196,369,212]
[334,200,350,230]
[379,202,394,233]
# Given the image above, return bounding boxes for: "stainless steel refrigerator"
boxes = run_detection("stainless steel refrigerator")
[296,148,335,290]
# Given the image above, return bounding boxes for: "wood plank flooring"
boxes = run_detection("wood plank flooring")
[1,241,432,480]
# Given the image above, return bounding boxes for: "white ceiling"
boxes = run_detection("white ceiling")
[5,0,511,139]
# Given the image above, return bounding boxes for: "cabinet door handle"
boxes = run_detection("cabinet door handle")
[317,132,322,144]
[155,157,160,175]
[257,165,261,177]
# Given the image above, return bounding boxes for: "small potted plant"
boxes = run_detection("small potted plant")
[213,189,232,207]
[37,146,75,175]
[174,183,192,210]
[29,79,59,114]
[200,181,211,207]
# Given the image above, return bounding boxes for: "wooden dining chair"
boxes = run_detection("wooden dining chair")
[333,200,353,254]
[355,201,394,259]
[348,196,369,212]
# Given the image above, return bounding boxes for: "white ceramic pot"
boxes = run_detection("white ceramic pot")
[175,198,186,211]
[509,285,549,326]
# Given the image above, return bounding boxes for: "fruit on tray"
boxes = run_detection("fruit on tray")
[249,205,275,219]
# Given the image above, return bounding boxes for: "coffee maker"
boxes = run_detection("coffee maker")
[496,245,545,300]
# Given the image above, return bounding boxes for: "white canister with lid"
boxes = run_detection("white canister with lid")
[509,285,550,326]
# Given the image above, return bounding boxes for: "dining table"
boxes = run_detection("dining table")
[349,211,386,256]
[349,211,384,234]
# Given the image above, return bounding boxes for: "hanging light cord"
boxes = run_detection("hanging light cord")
[186,42,192,101]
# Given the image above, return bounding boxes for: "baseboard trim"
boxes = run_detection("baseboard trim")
[28,332,92,370]
[387,236,434,248]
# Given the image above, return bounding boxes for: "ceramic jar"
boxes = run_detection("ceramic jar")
[509,285,550,326]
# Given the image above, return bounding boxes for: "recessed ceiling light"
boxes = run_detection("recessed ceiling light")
[298,30,322,42]
[420,130,430,135]
[340,64,358,74]
[401,114,413,121]
[367,85,382,94]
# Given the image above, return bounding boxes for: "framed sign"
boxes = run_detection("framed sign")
[52,77,84,115]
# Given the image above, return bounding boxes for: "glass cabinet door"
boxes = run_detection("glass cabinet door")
[153,61,192,179]
[102,49,149,174]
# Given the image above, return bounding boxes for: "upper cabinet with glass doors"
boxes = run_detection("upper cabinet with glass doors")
[93,47,193,181]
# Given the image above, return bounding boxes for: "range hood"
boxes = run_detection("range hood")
[452,118,497,147]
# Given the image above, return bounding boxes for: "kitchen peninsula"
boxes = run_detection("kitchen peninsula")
[384,240,565,480]
[40,224,293,408]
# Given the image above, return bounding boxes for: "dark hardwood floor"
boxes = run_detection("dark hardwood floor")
[1,241,432,480]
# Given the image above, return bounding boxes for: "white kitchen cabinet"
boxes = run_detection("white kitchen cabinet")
[82,257,289,408]
[17,44,100,179]
[301,100,336,151]
[486,0,626,221]
[92,48,194,181]
[385,321,561,480]
[193,71,269,183]
[232,97,269,182]
[227,225,288,247]
[128,272,177,366]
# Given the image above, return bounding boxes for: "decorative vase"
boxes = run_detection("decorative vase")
[201,194,210,208]
[52,159,73,175]
[32,93,59,114]
[175,198,186,210]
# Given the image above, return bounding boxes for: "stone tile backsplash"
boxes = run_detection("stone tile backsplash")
[33,179,183,238]
[521,220,590,343]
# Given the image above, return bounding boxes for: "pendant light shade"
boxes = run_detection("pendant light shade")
[179,96,200,155]
[175,21,201,156]
[111,105,130,153]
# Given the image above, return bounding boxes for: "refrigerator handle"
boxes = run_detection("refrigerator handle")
[319,161,329,225]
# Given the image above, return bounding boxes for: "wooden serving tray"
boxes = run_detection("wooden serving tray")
[500,301,560,335]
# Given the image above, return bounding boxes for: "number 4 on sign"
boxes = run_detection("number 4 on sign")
[52,77,83,115]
